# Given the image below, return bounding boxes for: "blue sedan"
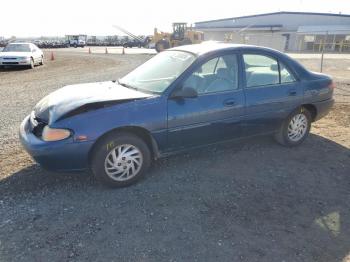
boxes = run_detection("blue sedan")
[20,43,334,187]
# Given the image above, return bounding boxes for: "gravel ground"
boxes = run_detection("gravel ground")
[0,50,349,262]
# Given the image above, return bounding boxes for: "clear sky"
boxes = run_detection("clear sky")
[1,0,350,37]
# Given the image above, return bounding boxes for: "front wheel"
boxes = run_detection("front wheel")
[155,40,170,52]
[29,58,35,69]
[91,132,151,187]
[274,108,311,146]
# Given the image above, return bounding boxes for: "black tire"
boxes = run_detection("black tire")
[90,132,151,187]
[39,56,44,65]
[155,40,170,52]
[179,38,192,46]
[29,58,35,69]
[274,107,312,147]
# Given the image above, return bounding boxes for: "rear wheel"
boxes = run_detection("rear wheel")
[275,107,311,146]
[91,132,151,187]
[39,56,44,65]
[179,38,192,46]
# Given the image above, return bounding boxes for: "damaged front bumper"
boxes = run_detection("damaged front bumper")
[19,115,94,171]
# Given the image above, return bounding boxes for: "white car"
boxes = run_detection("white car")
[0,43,44,69]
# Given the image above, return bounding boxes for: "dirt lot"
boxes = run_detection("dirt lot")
[0,50,349,262]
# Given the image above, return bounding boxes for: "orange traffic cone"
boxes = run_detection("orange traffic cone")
[88,47,91,54]
[122,47,125,55]
[50,51,55,61]
[105,48,108,54]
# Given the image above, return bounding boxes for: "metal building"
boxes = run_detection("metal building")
[195,12,350,52]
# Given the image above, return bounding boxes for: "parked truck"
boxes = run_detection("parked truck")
[65,35,87,48]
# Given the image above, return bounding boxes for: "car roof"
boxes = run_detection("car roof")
[169,42,311,78]
[169,42,282,56]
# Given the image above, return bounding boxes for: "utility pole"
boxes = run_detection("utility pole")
[320,31,328,73]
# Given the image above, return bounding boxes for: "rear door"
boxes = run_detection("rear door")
[167,53,245,151]
[242,53,302,135]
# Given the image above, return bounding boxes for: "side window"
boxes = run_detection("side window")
[183,54,239,94]
[215,57,227,74]
[280,63,296,83]
[243,54,279,88]
[200,57,218,75]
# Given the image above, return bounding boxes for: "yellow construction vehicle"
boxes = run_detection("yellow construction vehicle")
[152,23,204,52]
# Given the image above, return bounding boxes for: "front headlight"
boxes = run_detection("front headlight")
[42,126,71,142]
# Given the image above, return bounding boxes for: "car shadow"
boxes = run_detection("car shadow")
[1,134,350,261]
[0,66,32,72]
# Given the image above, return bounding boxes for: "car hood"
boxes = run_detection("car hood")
[0,52,32,57]
[34,81,153,124]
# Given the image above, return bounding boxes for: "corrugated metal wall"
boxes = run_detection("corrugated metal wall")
[196,12,350,52]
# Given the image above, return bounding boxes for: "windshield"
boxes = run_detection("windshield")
[3,44,31,52]
[120,51,196,93]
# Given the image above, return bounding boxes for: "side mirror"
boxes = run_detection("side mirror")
[171,87,198,99]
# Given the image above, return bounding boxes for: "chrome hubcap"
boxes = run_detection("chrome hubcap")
[288,113,308,142]
[104,144,143,181]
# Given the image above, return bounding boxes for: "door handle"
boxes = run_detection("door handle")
[224,99,236,107]
[288,89,297,96]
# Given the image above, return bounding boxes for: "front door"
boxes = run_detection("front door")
[167,53,245,151]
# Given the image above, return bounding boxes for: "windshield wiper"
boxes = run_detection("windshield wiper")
[117,79,139,91]
[115,79,158,95]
